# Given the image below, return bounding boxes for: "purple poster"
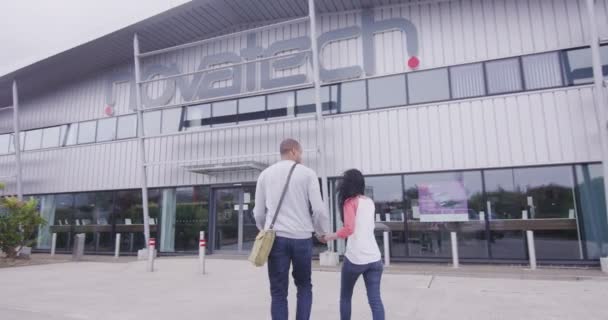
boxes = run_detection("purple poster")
[417,180,469,222]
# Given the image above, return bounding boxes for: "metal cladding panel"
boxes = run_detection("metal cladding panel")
[2,0,606,133]
[0,86,602,195]
[0,140,141,196]
[322,86,602,176]
[141,118,318,188]
[1,0,608,195]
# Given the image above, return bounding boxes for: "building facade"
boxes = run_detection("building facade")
[1,0,608,264]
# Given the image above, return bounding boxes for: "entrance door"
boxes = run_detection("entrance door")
[212,186,257,253]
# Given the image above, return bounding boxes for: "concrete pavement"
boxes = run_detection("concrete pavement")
[0,256,607,320]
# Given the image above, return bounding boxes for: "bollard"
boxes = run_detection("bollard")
[147,238,156,272]
[383,231,390,266]
[451,232,459,268]
[522,210,537,270]
[51,233,57,256]
[114,233,121,259]
[199,231,206,275]
[72,233,85,261]
[526,230,537,270]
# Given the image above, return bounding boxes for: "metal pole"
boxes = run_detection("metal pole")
[51,233,57,256]
[11,80,23,201]
[133,34,152,248]
[114,233,121,259]
[586,0,608,224]
[450,231,459,268]
[308,0,332,250]
[199,231,206,275]
[383,231,390,266]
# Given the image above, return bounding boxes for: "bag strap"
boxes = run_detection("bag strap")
[269,163,298,230]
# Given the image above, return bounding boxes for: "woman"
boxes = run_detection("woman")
[324,169,385,320]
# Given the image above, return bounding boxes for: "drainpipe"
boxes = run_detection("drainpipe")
[12,80,23,201]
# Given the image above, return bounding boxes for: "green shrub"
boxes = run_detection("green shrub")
[0,197,46,259]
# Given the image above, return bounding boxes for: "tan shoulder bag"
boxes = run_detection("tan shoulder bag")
[248,163,297,267]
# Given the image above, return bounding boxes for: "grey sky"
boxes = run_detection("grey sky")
[0,0,189,76]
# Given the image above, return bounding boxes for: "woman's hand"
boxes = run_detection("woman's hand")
[323,233,338,241]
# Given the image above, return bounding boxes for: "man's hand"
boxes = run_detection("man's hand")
[315,233,327,244]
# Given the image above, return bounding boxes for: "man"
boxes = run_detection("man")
[253,138,330,320]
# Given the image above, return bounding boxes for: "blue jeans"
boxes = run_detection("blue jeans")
[267,236,313,320]
[340,258,385,320]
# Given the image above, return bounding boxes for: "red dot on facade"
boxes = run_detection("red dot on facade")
[408,56,420,69]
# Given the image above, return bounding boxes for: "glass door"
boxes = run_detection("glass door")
[213,186,256,253]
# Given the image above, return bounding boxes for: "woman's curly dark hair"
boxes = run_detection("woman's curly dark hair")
[337,169,365,222]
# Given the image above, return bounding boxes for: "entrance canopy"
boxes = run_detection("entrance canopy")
[183,161,268,175]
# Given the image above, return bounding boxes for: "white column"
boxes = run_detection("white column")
[114,233,121,259]
[51,233,57,256]
[11,80,23,201]
[383,231,390,266]
[450,232,459,268]
[147,238,155,272]
[586,0,608,225]
[526,230,537,270]
[133,34,152,247]
[199,231,206,275]
[308,0,332,251]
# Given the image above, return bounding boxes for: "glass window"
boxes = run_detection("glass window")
[408,68,450,104]
[162,108,182,133]
[485,58,523,94]
[368,75,407,109]
[0,134,10,154]
[143,110,161,136]
[212,100,237,127]
[513,166,580,260]
[483,168,526,259]
[173,186,210,252]
[267,91,295,119]
[484,166,580,260]
[96,118,117,142]
[77,121,96,144]
[575,164,608,260]
[117,115,137,139]
[94,192,114,252]
[51,194,75,251]
[363,176,406,257]
[185,104,211,130]
[339,80,367,112]
[522,52,563,90]
[295,86,336,115]
[7,132,24,152]
[41,126,61,149]
[564,47,592,85]
[603,45,608,80]
[238,96,266,123]
[450,63,486,98]
[64,123,78,146]
[24,129,42,151]
[404,171,486,258]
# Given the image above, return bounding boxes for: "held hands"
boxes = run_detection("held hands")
[316,233,338,243]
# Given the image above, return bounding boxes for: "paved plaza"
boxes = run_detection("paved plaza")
[0,255,607,320]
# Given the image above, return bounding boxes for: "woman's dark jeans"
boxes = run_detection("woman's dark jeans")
[340,257,385,320]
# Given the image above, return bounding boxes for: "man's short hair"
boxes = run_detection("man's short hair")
[280,138,301,155]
